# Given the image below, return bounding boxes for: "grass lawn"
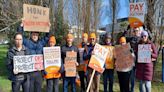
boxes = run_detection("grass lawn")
[0,45,164,92]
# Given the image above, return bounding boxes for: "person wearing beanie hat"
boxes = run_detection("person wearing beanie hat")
[103,33,115,92]
[136,31,157,92]
[61,33,80,92]
[83,32,100,92]
[115,36,135,92]
[44,35,62,92]
[77,33,89,92]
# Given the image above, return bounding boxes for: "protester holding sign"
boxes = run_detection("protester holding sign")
[115,37,135,92]
[103,33,115,92]
[136,31,157,92]
[77,33,89,92]
[17,22,50,92]
[83,32,100,92]
[44,36,62,92]
[61,33,79,92]
[6,33,30,92]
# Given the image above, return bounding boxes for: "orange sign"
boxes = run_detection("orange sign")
[88,43,109,73]
[23,4,50,32]
[129,2,145,28]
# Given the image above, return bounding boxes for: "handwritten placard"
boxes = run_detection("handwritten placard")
[43,47,61,74]
[115,43,134,71]
[23,4,50,32]
[138,44,151,63]
[64,51,77,77]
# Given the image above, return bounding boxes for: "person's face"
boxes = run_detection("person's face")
[31,32,39,42]
[141,35,148,42]
[49,41,55,47]
[133,30,140,36]
[90,38,96,45]
[15,34,23,47]
[83,37,88,43]
[67,38,73,46]
[105,38,111,44]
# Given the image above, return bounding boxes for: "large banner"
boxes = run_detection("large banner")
[23,4,50,32]
[43,47,61,74]
[13,54,43,73]
[88,43,109,73]
[103,46,114,69]
[138,44,151,63]
[64,51,77,77]
[115,43,134,71]
[129,2,145,28]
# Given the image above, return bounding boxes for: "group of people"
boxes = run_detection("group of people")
[6,23,158,92]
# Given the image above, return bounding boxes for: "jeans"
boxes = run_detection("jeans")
[117,71,131,92]
[63,77,76,92]
[103,69,114,92]
[130,67,136,92]
[78,71,87,92]
[139,80,151,92]
[12,78,30,92]
[46,78,59,92]
[30,71,43,92]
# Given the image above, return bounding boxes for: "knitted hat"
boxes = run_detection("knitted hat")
[119,37,126,43]
[90,33,96,39]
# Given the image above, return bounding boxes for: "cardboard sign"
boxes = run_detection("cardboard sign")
[23,4,50,32]
[64,52,77,77]
[88,43,109,73]
[129,2,145,28]
[43,47,61,74]
[138,44,151,63]
[115,43,134,71]
[13,54,43,73]
[103,46,114,69]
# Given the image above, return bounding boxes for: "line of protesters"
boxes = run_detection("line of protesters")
[6,23,157,92]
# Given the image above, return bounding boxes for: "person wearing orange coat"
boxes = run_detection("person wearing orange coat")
[78,33,89,92]
[44,36,61,92]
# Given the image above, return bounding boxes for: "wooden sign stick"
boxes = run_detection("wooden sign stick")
[86,69,96,92]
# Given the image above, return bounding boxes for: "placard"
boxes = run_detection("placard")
[23,4,50,32]
[13,54,43,73]
[138,44,151,63]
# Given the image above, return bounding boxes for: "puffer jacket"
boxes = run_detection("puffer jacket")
[136,40,158,81]
[6,46,30,81]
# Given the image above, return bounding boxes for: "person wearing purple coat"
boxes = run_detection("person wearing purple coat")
[136,31,158,92]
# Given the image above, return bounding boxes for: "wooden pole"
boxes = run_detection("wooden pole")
[86,69,96,92]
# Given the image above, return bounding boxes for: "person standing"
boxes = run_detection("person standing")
[6,33,30,92]
[17,23,50,92]
[136,31,157,92]
[83,32,100,92]
[61,33,79,92]
[44,36,62,92]
[78,33,88,92]
[116,37,135,92]
[103,33,115,92]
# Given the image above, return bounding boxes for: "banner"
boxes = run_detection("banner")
[13,54,43,73]
[43,47,61,74]
[23,4,50,32]
[138,44,151,63]
[103,46,114,69]
[115,43,134,71]
[88,43,109,73]
[129,2,145,28]
[64,51,77,77]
